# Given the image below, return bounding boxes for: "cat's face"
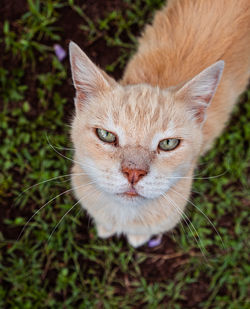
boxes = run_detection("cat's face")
[72,84,202,206]
[70,42,223,206]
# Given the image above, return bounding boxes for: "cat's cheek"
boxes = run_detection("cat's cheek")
[136,183,165,199]
[154,150,196,177]
[138,185,171,199]
[157,146,191,163]
[79,158,127,195]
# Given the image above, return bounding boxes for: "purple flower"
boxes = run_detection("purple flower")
[54,44,67,61]
[148,235,162,248]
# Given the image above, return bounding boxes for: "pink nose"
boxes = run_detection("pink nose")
[122,167,147,184]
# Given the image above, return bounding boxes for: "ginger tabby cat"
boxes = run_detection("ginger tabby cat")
[69,0,250,247]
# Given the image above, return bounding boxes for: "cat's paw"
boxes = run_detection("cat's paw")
[127,234,151,248]
[96,224,114,239]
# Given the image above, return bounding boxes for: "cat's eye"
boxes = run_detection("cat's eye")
[96,128,116,144]
[158,138,180,151]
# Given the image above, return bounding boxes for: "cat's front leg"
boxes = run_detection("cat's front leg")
[127,233,151,248]
[96,223,115,239]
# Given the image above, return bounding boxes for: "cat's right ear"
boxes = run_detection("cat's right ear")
[175,61,224,125]
[69,42,115,108]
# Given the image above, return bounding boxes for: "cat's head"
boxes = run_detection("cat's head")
[69,42,224,206]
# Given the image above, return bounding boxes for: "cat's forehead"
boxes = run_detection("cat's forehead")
[112,84,175,130]
[90,84,187,147]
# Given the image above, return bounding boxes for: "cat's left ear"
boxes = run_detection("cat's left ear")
[69,41,116,106]
[175,61,224,124]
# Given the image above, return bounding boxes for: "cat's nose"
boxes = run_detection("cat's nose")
[122,167,147,184]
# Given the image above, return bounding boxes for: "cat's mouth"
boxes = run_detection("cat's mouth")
[123,187,139,197]
[114,187,147,205]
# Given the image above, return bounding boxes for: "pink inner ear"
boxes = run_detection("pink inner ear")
[194,94,213,105]
[192,105,207,123]
[191,80,219,123]
[191,94,212,123]
[175,61,224,124]
[70,42,111,96]
[75,91,89,112]
[192,92,214,123]
[76,92,86,101]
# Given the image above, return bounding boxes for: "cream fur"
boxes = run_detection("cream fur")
[69,0,250,247]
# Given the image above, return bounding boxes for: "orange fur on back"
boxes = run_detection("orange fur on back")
[122,0,250,151]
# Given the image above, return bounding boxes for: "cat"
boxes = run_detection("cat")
[69,0,250,247]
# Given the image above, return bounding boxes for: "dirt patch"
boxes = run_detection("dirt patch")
[181,278,210,307]
[0,0,28,22]
[58,0,130,80]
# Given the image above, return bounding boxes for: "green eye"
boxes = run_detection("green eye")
[96,128,116,144]
[159,138,180,151]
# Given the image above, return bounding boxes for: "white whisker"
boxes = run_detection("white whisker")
[163,193,207,258]
[17,181,95,241]
[16,172,87,201]
[164,171,227,180]
[46,134,99,172]
[46,134,83,166]
[64,124,73,128]
[169,187,225,248]
[53,145,75,151]
[47,187,99,242]
[191,189,203,196]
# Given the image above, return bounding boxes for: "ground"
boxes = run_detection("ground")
[0,0,249,308]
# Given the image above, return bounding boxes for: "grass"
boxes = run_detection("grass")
[0,0,249,308]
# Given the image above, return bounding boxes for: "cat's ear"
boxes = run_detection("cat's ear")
[175,61,224,124]
[69,41,115,104]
